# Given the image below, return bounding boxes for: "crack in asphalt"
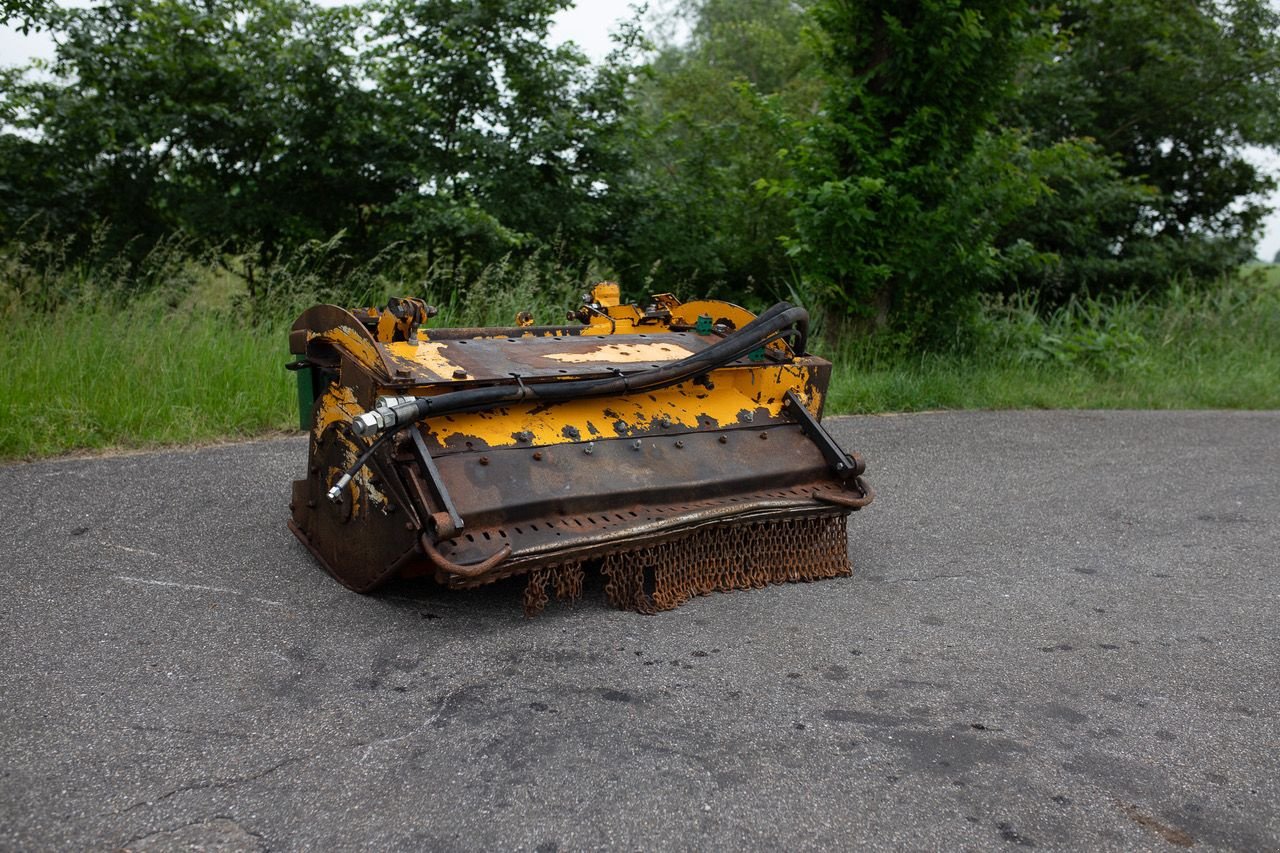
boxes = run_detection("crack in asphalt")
[109,757,304,817]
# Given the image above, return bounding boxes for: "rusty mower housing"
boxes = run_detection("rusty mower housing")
[287,284,872,614]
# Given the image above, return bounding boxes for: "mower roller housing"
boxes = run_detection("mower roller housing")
[287,284,872,613]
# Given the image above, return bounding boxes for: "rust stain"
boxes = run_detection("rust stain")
[1119,803,1195,847]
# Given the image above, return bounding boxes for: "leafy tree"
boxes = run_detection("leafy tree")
[780,0,1041,336]
[0,0,638,277]
[0,0,394,262]
[0,0,52,34]
[1012,0,1280,289]
[608,0,819,301]
[4,0,1276,330]
[986,137,1160,303]
[369,0,634,274]
[678,0,818,93]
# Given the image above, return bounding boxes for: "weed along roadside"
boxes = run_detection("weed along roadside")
[824,267,1280,413]
[2,263,1277,461]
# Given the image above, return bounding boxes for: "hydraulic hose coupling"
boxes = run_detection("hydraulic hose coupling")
[325,474,352,504]
[352,396,420,437]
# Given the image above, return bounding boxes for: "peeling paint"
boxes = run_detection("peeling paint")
[543,342,696,364]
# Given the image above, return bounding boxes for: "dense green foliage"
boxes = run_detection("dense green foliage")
[1007,0,1280,296]
[0,0,637,286]
[761,0,1279,337]
[0,1,51,34]
[1,2,383,258]
[604,0,821,298]
[1,0,1278,345]
[778,0,1040,337]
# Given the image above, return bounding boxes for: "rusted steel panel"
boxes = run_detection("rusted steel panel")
[422,425,866,576]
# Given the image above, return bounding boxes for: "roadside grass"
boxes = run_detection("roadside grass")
[1,259,1277,460]
[826,353,1280,413]
[0,241,591,458]
[826,268,1280,412]
[0,301,296,458]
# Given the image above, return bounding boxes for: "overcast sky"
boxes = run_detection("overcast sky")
[0,0,645,64]
[2,0,1278,261]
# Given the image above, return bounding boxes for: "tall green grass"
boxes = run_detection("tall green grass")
[0,239,598,458]
[0,304,296,457]
[824,269,1280,412]
[1,242,1276,460]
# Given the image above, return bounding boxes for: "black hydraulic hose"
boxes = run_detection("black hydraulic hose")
[324,428,395,502]
[438,303,803,413]
[354,303,810,437]
[332,302,810,501]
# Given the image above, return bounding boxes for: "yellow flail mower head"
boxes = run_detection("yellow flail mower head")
[286,284,873,614]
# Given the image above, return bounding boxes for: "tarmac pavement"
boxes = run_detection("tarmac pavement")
[1,410,1278,851]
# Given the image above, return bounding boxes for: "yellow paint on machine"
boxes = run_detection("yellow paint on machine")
[305,290,825,454]
[313,386,381,521]
[313,384,364,434]
[418,363,823,450]
[382,340,469,381]
[318,326,384,373]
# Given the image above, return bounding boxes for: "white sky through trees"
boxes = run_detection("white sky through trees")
[1,0,1278,261]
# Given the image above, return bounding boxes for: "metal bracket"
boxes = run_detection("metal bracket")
[405,427,465,537]
[782,389,865,480]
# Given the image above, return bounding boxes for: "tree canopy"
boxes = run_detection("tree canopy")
[1010,0,1280,293]
[1,0,1277,340]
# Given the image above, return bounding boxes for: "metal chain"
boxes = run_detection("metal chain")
[592,513,851,614]
[522,561,585,616]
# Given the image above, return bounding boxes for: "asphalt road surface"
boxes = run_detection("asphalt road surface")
[2,411,1278,851]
